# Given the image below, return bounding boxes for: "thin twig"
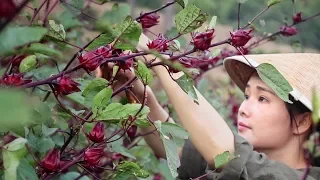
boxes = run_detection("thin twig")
[135,1,176,20]
[42,0,59,23]
[238,3,241,29]
[242,6,269,29]
[29,0,49,25]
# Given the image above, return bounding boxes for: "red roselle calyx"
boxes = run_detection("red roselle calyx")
[230,29,253,47]
[55,75,80,95]
[84,147,105,166]
[41,148,61,172]
[0,73,31,86]
[87,122,105,143]
[139,13,160,29]
[126,125,137,141]
[0,0,16,19]
[280,26,298,36]
[147,34,168,52]
[116,53,133,71]
[79,45,112,73]
[293,12,302,24]
[192,29,215,51]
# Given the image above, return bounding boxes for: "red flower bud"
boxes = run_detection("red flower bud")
[147,34,168,52]
[116,53,133,71]
[41,149,60,172]
[193,56,220,72]
[0,73,31,86]
[111,153,126,161]
[0,0,16,19]
[79,46,110,73]
[126,125,137,141]
[87,122,105,143]
[139,13,160,29]
[280,26,298,36]
[153,173,163,180]
[220,48,236,59]
[293,12,302,24]
[55,75,80,95]
[84,147,105,166]
[192,29,215,51]
[230,29,253,47]
[95,45,112,58]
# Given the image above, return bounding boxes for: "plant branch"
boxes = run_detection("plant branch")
[1,56,15,79]
[29,0,49,25]
[135,1,176,20]
[242,6,269,29]
[42,0,59,23]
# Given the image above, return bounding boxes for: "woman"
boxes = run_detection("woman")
[97,34,320,179]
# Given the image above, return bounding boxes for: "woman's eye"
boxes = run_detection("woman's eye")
[244,94,249,99]
[258,96,268,102]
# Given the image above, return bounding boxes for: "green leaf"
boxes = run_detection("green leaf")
[214,151,236,169]
[82,78,109,107]
[16,158,38,180]
[154,121,184,178]
[57,11,82,30]
[267,0,281,7]
[0,27,47,56]
[211,48,221,57]
[59,172,90,180]
[160,122,189,139]
[70,0,84,10]
[208,16,217,29]
[47,20,66,41]
[92,87,113,116]
[19,55,37,73]
[134,60,153,85]
[176,0,188,8]
[0,89,34,135]
[110,135,136,160]
[3,138,28,180]
[96,103,150,123]
[87,33,115,50]
[174,4,208,34]
[101,3,130,25]
[96,0,110,4]
[312,88,319,124]
[256,63,293,103]
[21,43,63,60]
[113,16,142,50]
[42,124,58,137]
[177,73,198,103]
[113,161,149,179]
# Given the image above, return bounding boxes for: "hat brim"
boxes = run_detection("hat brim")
[223,55,313,111]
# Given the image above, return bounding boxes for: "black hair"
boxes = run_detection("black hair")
[285,95,311,127]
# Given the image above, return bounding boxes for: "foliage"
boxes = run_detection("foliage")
[0,0,319,179]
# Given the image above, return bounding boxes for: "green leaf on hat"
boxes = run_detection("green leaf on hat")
[312,88,320,124]
[174,4,208,34]
[256,63,293,104]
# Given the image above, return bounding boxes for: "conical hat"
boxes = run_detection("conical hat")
[223,53,320,111]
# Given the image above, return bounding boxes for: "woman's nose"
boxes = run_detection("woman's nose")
[238,100,250,118]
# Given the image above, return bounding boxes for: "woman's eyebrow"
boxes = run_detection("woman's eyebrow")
[256,86,276,96]
[246,84,276,96]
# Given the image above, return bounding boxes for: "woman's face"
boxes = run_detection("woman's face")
[237,73,293,149]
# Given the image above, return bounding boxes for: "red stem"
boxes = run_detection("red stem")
[29,0,49,25]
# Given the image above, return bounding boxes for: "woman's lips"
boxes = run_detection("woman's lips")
[238,122,251,131]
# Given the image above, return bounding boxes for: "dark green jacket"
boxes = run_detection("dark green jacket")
[178,133,320,180]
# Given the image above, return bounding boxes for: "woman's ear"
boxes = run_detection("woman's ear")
[292,112,313,135]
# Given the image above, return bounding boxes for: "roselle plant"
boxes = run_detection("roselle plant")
[0,0,320,180]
